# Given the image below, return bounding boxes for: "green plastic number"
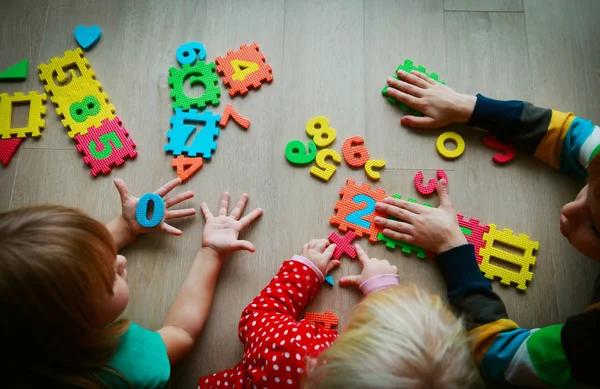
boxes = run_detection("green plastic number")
[285,140,317,164]
[89,132,123,159]
[70,95,101,123]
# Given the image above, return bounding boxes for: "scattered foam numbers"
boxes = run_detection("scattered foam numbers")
[215,42,273,97]
[0,59,28,81]
[135,193,165,228]
[285,139,317,165]
[304,311,338,330]
[328,230,357,260]
[436,131,465,159]
[306,116,336,148]
[324,275,334,287]
[364,159,385,180]
[413,169,448,195]
[172,155,203,182]
[482,135,516,164]
[0,92,47,139]
[330,179,386,242]
[176,41,206,66]
[219,104,250,129]
[165,108,221,158]
[479,224,539,291]
[310,149,341,181]
[0,138,23,166]
[168,61,221,110]
[74,25,102,51]
[342,136,370,167]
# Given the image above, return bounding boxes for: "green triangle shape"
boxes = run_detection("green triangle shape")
[0,59,28,81]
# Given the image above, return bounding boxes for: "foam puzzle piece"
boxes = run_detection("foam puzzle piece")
[479,224,539,291]
[165,108,221,158]
[328,230,358,260]
[135,193,165,228]
[169,61,221,110]
[219,104,250,129]
[74,116,137,176]
[172,155,203,182]
[304,311,338,330]
[310,149,341,181]
[0,59,28,81]
[414,169,448,195]
[382,59,445,115]
[330,179,386,242]
[342,136,370,167]
[482,135,516,164]
[0,92,47,139]
[436,132,465,159]
[324,275,334,287]
[176,41,207,66]
[215,42,273,97]
[285,139,317,165]
[457,214,490,265]
[0,138,23,166]
[364,159,386,180]
[38,48,116,138]
[377,195,430,258]
[74,25,102,50]
[306,116,336,148]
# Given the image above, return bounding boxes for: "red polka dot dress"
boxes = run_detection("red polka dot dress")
[198,256,338,389]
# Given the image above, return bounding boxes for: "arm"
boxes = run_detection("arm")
[159,192,263,365]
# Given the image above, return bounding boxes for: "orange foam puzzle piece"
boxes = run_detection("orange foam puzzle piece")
[304,311,338,330]
[219,104,250,129]
[172,155,203,182]
[215,42,273,97]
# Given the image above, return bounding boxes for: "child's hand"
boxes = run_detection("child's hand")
[301,239,341,275]
[339,244,397,287]
[386,70,476,129]
[201,192,263,256]
[374,179,467,254]
[114,177,196,236]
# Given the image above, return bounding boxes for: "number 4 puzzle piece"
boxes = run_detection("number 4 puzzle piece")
[215,42,273,97]
[219,104,250,129]
[304,311,338,330]
[172,155,203,182]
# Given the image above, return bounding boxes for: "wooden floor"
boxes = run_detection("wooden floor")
[2,0,600,386]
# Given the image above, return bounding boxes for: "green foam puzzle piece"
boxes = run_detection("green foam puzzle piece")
[382,59,445,116]
[0,59,28,81]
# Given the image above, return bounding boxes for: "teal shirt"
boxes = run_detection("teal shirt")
[100,322,170,389]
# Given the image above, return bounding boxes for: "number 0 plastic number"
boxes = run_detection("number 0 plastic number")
[135,193,165,228]
[285,140,317,164]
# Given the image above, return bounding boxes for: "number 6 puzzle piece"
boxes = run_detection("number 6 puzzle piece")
[74,116,137,176]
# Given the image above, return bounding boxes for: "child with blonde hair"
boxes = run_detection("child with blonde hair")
[198,239,480,389]
[0,178,262,389]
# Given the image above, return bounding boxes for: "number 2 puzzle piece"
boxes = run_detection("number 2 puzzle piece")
[413,169,448,195]
[74,116,137,176]
[165,108,221,158]
[172,155,203,182]
[457,214,489,265]
[376,195,430,258]
[328,230,358,259]
[304,311,338,330]
[215,42,273,97]
[0,138,24,166]
[479,224,539,291]
[329,179,386,242]
[0,92,47,139]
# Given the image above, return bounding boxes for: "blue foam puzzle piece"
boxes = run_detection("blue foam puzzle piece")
[176,41,207,66]
[136,193,165,228]
[324,275,334,286]
[74,25,102,50]
[164,108,221,158]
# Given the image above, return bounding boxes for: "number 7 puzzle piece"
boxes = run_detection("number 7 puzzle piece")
[215,42,273,97]
[74,116,137,176]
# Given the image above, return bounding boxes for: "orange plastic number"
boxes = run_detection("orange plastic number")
[342,136,370,167]
[306,116,336,148]
[310,149,341,181]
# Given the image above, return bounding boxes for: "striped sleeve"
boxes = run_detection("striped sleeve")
[468,94,600,176]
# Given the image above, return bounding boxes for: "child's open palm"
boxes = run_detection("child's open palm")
[201,192,263,256]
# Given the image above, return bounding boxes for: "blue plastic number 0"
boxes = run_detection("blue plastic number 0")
[135,193,165,228]
[345,194,376,228]
[176,41,207,66]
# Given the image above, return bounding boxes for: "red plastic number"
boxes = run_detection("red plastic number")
[482,135,515,164]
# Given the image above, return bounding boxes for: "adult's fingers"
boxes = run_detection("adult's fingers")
[401,115,438,129]
[165,208,197,220]
[385,87,420,109]
[375,202,416,223]
[154,178,183,197]
[164,191,194,208]
[436,179,453,209]
[374,217,413,234]
[387,77,424,98]
[382,197,423,215]
[238,208,264,229]
[382,228,414,244]
[218,192,230,216]
[408,70,438,86]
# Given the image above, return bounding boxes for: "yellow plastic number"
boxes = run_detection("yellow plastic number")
[436,131,465,159]
[310,149,341,181]
[306,116,336,148]
[364,159,386,180]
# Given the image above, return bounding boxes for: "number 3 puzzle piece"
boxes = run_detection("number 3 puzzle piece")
[414,169,448,195]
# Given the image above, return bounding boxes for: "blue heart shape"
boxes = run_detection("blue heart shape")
[74,25,102,50]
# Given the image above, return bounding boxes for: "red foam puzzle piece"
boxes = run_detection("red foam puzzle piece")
[457,214,490,264]
[172,155,203,182]
[304,311,338,330]
[414,169,448,195]
[74,116,137,176]
[215,42,273,97]
[219,103,250,129]
[482,135,515,164]
[328,230,357,259]
[0,138,23,166]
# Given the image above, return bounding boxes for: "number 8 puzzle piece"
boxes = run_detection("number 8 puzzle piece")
[215,42,273,97]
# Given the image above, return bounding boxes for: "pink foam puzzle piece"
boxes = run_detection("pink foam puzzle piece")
[0,138,23,166]
[414,169,448,195]
[328,230,358,260]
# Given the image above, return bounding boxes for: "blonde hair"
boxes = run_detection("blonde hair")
[304,284,480,389]
[0,205,130,388]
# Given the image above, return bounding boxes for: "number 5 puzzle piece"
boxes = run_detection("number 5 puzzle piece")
[0,92,47,139]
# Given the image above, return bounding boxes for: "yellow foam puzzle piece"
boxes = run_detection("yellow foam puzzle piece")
[230,60,260,81]
[364,159,386,180]
[436,131,465,159]
[0,92,47,139]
